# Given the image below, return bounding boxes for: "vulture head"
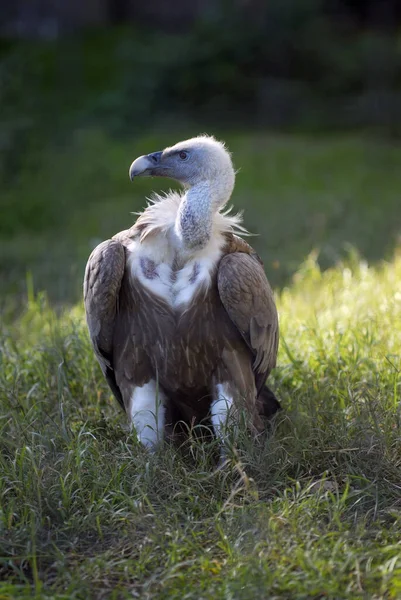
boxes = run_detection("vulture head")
[129,135,235,210]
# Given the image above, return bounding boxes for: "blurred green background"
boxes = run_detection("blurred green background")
[1,0,401,304]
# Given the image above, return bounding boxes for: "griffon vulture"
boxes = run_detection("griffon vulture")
[84,135,280,452]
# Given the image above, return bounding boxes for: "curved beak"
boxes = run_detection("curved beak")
[129,151,163,181]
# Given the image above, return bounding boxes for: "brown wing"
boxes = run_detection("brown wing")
[217,252,279,395]
[83,239,126,408]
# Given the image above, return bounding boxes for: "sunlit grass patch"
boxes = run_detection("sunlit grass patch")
[1,253,401,598]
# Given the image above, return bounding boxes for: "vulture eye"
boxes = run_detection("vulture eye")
[179,151,189,161]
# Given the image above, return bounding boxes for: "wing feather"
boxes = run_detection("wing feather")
[84,239,126,408]
[217,252,279,394]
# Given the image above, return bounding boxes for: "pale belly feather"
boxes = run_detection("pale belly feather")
[127,235,223,311]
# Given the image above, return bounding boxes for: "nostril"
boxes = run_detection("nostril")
[148,151,162,164]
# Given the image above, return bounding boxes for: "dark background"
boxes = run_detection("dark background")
[2,0,401,133]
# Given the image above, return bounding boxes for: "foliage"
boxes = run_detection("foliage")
[1,252,401,598]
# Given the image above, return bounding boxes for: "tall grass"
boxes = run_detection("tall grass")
[1,251,400,598]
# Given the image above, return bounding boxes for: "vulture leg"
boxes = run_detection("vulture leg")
[211,379,262,463]
[211,382,235,464]
[211,383,234,436]
[127,380,167,449]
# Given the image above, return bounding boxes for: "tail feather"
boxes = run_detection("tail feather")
[258,385,281,420]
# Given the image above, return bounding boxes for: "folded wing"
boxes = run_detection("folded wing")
[83,239,126,408]
[217,251,279,396]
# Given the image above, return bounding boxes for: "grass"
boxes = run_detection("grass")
[1,248,401,599]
